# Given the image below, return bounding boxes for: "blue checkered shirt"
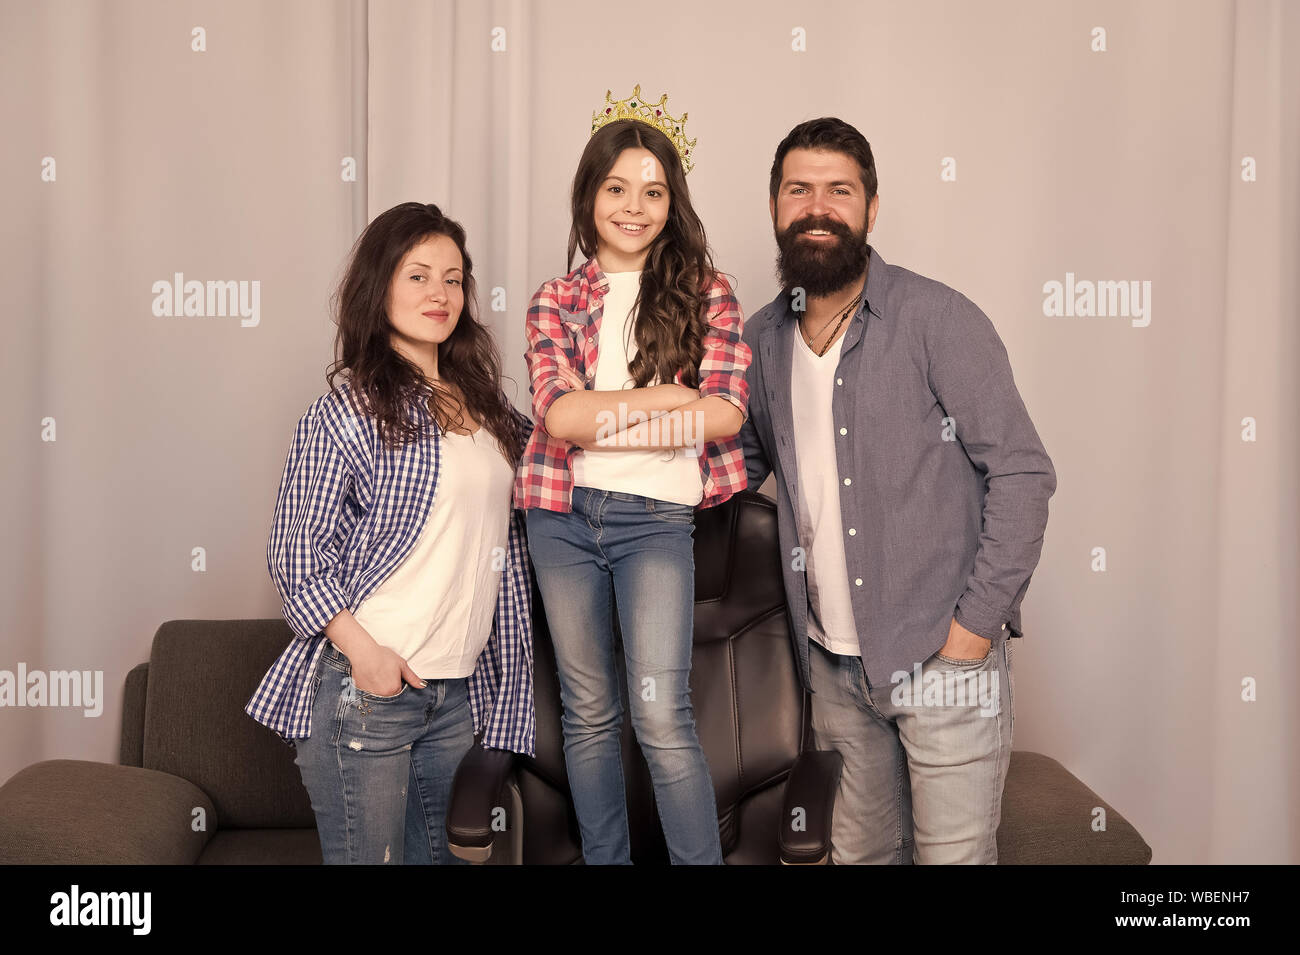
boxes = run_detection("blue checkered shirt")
[244,377,536,756]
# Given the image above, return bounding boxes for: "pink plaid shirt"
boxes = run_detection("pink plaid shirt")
[514,255,752,513]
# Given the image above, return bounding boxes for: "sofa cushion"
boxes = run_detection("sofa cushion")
[999,751,1152,864]
[198,828,322,864]
[0,760,215,864]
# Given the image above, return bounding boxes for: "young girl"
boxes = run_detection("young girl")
[516,119,752,864]
[246,202,536,864]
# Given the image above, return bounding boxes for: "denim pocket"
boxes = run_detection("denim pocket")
[648,499,696,524]
[933,644,994,668]
[321,646,408,702]
[354,682,409,702]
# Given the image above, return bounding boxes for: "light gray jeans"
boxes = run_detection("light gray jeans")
[808,633,1015,864]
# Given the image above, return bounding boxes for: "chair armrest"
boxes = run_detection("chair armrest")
[0,759,217,864]
[778,750,842,865]
[446,742,519,863]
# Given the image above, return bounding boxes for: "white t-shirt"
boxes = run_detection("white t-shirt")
[569,269,704,506]
[791,325,860,656]
[344,425,515,679]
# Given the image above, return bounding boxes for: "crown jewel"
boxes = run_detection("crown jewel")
[591,84,696,175]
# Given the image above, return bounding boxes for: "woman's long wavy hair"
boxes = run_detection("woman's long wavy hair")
[325,202,525,466]
[566,119,719,388]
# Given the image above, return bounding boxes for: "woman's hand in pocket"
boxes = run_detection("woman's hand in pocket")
[349,641,424,697]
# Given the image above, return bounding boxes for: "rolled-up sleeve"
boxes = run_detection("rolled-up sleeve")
[927,290,1057,641]
[696,275,751,422]
[266,402,353,641]
[524,282,577,432]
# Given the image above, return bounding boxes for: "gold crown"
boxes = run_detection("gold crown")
[591,84,697,175]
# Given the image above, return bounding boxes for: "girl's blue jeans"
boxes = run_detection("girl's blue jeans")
[526,485,724,865]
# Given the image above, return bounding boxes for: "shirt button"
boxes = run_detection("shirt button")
[843,477,851,486]
[854,578,862,586]
[836,377,843,385]
[1001,623,1007,630]
[839,427,847,435]
[587,336,594,342]
[848,528,856,535]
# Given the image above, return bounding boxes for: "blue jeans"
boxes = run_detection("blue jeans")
[808,633,1015,864]
[292,641,474,864]
[526,486,723,865]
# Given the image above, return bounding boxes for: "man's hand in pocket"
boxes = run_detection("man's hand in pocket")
[940,616,992,660]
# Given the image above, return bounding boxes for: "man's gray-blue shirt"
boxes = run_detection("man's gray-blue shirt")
[738,245,1057,690]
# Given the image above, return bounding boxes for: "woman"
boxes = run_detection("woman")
[245,202,536,864]
[515,119,752,864]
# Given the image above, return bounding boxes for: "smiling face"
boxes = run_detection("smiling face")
[770,147,879,298]
[386,233,465,378]
[593,146,670,272]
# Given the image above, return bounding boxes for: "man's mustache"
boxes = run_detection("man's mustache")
[782,217,854,239]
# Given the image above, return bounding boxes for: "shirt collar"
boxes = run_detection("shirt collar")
[580,255,611,297]
[340,376,436,424]
[777,244,886,324]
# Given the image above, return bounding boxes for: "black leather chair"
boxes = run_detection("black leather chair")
[446,489,842,864]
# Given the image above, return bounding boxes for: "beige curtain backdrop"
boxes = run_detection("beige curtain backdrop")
[2,0,1295,865]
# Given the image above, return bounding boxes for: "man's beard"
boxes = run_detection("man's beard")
[774,214,869,299]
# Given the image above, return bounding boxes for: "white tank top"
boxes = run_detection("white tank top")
[345,424,515,679]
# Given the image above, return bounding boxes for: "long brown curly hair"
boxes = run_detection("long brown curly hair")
[325,202,525,466]
[566,119,719,388]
